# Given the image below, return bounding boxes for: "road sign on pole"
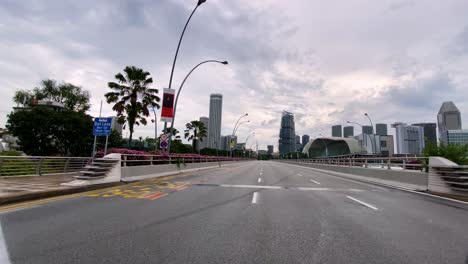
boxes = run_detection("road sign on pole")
[93,117,113,136]
[160,133,169,149]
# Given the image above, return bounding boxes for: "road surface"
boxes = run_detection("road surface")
[1,161,468,263]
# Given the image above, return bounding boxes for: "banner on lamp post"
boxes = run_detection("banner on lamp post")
[161,88,175,122]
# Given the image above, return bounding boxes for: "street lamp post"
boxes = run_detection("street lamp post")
[167,60,228,152]
[364,113,376,155]
[164,0,207,142]
[151,106,158,151]
[231,113,248,157]
[233,120,250,136]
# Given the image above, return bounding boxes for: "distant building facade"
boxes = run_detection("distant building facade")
[199,116,209,149]
[295,135,302,151]
[362,126,373,135]
[392,122,425,155]
[332,125,342,137]
[278,111,296,154]
[208,94,223,149]
[267,145,274,154]
[412,123,437,146]
[302,135,310,147]
[110,116,123,135]
[375,123,388,136]
[440,130,468,146]
[343,126,354,138]
[438,101,462,144]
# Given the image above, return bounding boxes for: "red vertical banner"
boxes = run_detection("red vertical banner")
[161,88,175,122]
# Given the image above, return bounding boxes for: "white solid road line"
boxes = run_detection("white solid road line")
[0,223,11,264]
[258,178,262,183]
[252,192,259,204]
[220,184,281,189]
[310,179,321,185]
[346,196,379,210]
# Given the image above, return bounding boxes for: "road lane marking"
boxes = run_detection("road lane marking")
[310,179,321,185]
[297,173,303,177]
[252,192,259,204]
[346,196,378,210]
[0,223,11,264]
[258,178,262,183]
[220,184,281,189]
[196,183,364,192]
[259,172,263,175]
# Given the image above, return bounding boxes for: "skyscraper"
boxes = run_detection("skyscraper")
[332,125,342,137]
[295,135,302,151]
[302,134,310,147]
[362,126,373,135]
[343,126,354,138]
[392,122,425,154]
[437,101,462,144]
[412,123,437,146]
[198,116,209,149]
[208,94,223,149]
[278,111,296,154]
[375,123,388,136]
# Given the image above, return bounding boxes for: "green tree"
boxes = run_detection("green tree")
[162,128,181,140]
[105,66,160,147]
[97,129,124,150]
[184,120,207,153]
[13,79,90,112]
[7,107,93,156]
[423,141,468,165]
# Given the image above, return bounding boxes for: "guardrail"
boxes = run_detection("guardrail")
[285,156,428,171]
[120,154,243,167]
[0,156,92,177]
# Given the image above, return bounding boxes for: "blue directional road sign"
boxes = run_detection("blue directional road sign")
[93,117,113,136]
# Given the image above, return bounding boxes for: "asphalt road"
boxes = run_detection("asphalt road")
[1,161,468,264]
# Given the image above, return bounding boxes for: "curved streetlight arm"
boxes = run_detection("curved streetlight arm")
[347,121,363,127]
[167,60,228,152]
[233,120,249,136]
[364,113,375,154]
[244,133,255,145]
[168,2,203,90]
[232,114,248,136]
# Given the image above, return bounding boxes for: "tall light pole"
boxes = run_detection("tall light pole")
[164,0,207,138]
[347,120,369,154]
[233,120,250,136]
[167,60,228,152]
[364,113,376,155]
[230,113,248,157]
[151,106,158,151]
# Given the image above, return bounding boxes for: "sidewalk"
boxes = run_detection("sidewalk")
[0,174,121,205]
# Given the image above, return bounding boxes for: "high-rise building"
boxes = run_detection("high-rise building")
[278,111,296,154]
[295,135,302,151]
[412,123,437,146]
[221,135,237,151]
[438,101,462,144]
[198,116,209,149]
[362,126,373,135]
[332,125,342,137]
[440,130,468,146]
[375,123,388,136]
[392,122,425,154]
[302,135,310,147]
[343,126,354,138]
[267,145,274,154]
[110,116,123,135]
[208,94,223,149]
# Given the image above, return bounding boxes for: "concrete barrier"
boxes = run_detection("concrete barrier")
[121,161,240,182]
[278,160,428,190]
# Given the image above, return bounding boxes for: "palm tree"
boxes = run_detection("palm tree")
[184,120,207,153]
[162,128,181,141]
[105,66,160,147]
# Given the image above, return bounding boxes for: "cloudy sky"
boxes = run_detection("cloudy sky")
[1,0,468,150]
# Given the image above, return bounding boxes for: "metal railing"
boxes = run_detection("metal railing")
[0,156,92,177]
[291,156,429,171]
[120,154,243,167]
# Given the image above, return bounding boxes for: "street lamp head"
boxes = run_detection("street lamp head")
[222,61,228,65]
[346,121,350,123]
[364,113,368,116]
[197,0,206,6]
[245,113,248,116]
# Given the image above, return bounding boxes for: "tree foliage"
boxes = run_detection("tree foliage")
[13,79,90,112]
[184,120,207,152]
[105,66,160,147]
[423,141,468,165]
[6,107,94,156]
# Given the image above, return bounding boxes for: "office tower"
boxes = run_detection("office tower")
[375,123,388,136]
[278,111,296,154]
[438,101,462,144]
[440,130,468,146]
[412,123,437,146]
[302,134,310,147]
[267,145,274,154]
[343,126,354,138]
[295,135,302,151]
[208,94,223,149]
[392,122,425,154]
[332,125,342,137]
[362,126,373,135]
[110,116,123,135]
[198,116,209,149]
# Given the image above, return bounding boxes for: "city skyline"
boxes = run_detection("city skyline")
[1,1,468,150]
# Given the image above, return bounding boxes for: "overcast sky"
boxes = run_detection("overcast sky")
[1,0,468,150]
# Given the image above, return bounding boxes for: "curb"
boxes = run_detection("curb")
[0,182,124,206]
[280,161,468,208]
